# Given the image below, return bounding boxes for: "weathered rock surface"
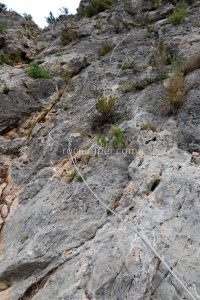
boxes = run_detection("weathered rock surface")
[0,1,199,300]
[0,10,40,61]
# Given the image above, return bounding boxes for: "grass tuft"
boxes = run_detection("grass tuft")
[61,28,78,46]
[168,3,187,25]
[67,171,77,183]
[111,126,124,149]
[159,70,185,115]
[98,42,113,57]
[81,0,118,17]
[26,63,50,79]
[3,85,10,95]
[120,60,135,70]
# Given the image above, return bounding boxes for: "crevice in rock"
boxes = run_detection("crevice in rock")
[145,137,157,144]
[150,177,160,192]
[19,266,58,300]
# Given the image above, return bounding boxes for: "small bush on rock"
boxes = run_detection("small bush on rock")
[0,54,9,64]
[0,3,7,12]
[23,13,33,21]
[61,28,78,46]
[76,175,84,182]
[150,0,161,7]
[98,135,109,148]
[59,7,69,16]
[67,171,77,183]
[159,70,185,115]
[120,60,135,70]
[0,23,6,34]
[82,0,118,17]
[3,85,10,95]
[46,11,56,25]
[168,3,187,25]
[26,63,50,79]
[111,126,124,149]
[98,42,113,57]
[92,96,118,130]
[63,104,70,111]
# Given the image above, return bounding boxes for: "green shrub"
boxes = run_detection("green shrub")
[23,13,33,21]
[159,70,185,115]
[82,0,118,17]
[0,54,10,64]
[3,85,10,95]
[97,135,109,148]
[150,0,160,8]
[0,3,7,12]
[98,42,113,57]
[170,55,182,69]
[76,175,84,182]
[153,41,171,69]
[96,95,115,115]
[20,235,28,244]
[67,171,77,183]
[0,23,6,34]
[61,28,78,46]
[63,104,70,111]
[114,19,132,33]
[92,95,118,129]
[26,63,50,79]
[59,7,69,16]
[168,3,187,25]
[120,60,135,70]
[46,11,56,25]
[111,126,124,149]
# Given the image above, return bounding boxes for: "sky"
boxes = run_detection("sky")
[3,0,81,28]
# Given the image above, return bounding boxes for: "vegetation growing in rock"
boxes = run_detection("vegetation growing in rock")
[81,0,118,17]
[168,3,187,25]
[3,85,10,95]
[0,23,6,34]
[61,28,78,46]
[26,63,50,79]
[96,95,115,115]
[46,11,56,25]
[114,19,132,33]
[170,55,182,69]
[98,135,109,148]
[153,41,171,69]
[23,13,33,21]
[59,7,69,16]
[111,126,124,149]
[150,0,161,8]
[159,70,185,115]
[67,171,77,183]
[120,60,135,70]
[76,175,84,182]
[0,54,10,64]
[0,2,7,12]
[141,123,157,132]
[63,104,70,111]
[98,42,113,57]
[92,96,118,129]
[20,235,29,244]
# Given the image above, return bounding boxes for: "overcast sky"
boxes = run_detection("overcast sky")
[3,0,81,28]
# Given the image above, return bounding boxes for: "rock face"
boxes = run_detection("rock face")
[0,1,200,300]
[0,10,39,61]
